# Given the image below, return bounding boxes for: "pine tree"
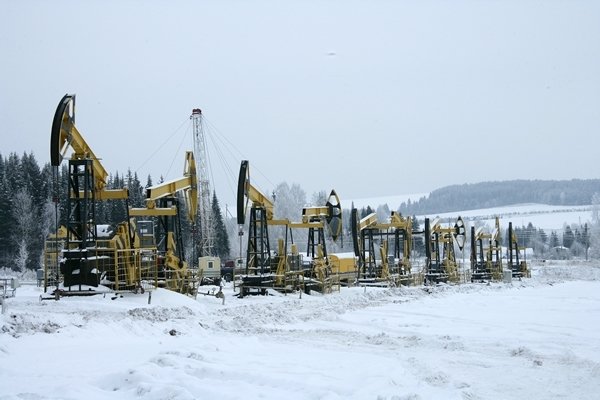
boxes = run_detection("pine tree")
[4,153,20,191]
[20,153,47,270]
[538,228,548,245]
[126,169,144,208]
[212,192,230,260]
[537,228,548,257]
[109,172,127,224]
[58,165,69,227]
[550,231,559,248]
[563,225,575,248]
[582,223,590,260]
[360,206,374,218]
[0,178,12,266]
[20,152,43,205]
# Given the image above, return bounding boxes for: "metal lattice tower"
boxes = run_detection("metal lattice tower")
[191,108,215,257]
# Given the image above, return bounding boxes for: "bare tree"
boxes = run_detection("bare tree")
[376,204,390,222]
[589,193,600,259]
[310,190,327,207]
[273,182,306,221]
[37,199,59,269]
[14,238,28,272]
[12,188,34,270]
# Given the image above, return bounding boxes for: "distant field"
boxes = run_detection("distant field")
[347,194,593,231]
[426,203,593,231]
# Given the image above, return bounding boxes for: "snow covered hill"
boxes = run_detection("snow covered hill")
[2,262,600,399]
[428,203,593,231]
[348,193,593,230]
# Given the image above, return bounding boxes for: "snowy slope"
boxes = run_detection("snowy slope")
[427,203,593,231]
[349,192,593,230]
[2,262,600,400]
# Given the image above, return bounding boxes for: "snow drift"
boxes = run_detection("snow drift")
[1,262,600,400]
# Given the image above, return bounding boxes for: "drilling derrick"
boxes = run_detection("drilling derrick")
[191,108,215,257]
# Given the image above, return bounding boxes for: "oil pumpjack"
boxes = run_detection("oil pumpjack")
[48,94,197,294]
[236,160,343,295]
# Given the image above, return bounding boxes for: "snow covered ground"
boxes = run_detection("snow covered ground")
[2,262,600,400]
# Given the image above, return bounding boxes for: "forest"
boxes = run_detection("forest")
[398,179,600,215]
[0,152,230,271]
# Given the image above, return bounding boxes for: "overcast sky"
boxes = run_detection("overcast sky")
[1,0,599,209]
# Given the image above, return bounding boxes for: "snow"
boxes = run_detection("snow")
[347,192,593,231]
[428,203,593,231]
[2,262,600,399]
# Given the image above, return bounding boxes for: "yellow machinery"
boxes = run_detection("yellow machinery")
[424,216,466,284]
[351,209,377,279]
[49,94,196,294]
[51,95,129,201]
[470,217,503,282]
[129,152,198,293]
[327,253,358,283]
[236,160,284,295]
[506,222,530,279]
[50,94,130,289]
[237,160,274,278]
[236,160,342,295]
[351,209,414,286]
[42,226,67,291]
[267,198,344,293]
[286,190,343,293]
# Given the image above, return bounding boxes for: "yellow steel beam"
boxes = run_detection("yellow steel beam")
[358,213,378,231]
[247,183,274,220]
[129,207,178,217]
[75,189,129,200]
[56,111,110,193]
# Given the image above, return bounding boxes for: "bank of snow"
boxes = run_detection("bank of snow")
[1,262,600,400]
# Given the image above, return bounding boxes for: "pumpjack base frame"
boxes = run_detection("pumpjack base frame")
[240,274,276,294]
[471,271,493,282]
[425,273,449,285]
[358,273,417,287]
[238,273,305,297]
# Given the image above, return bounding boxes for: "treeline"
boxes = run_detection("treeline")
[511,222,591,260]
[0,152,54,271]
[398,179,600,215]
[0,152,230,271]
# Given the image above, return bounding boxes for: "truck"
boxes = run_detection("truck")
[221,258,245,282]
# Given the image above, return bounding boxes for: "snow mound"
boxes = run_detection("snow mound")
[1,262,600,399]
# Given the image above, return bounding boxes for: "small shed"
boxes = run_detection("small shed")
[199,256,221,279]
